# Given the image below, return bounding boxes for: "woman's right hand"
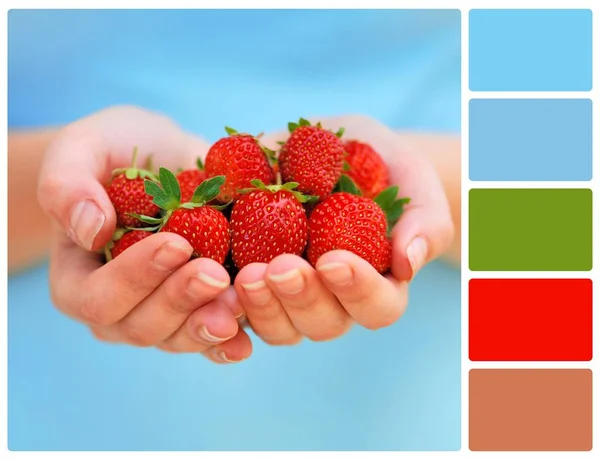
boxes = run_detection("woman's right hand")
[37,106,252,364]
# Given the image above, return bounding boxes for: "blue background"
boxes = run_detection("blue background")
[469,9,593,91]
[8,9,461,451]
[469,99,593,181]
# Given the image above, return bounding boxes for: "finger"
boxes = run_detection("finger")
[387,148,454,281]
[52,231,193,326]
[37,106,210,251]
[265,255,352,342]
[102,258,230,346]
[201,329,253,364]
[315,250,408,330]
[235,263,302,346]
[37,127,117,251]
[159,297,240,352]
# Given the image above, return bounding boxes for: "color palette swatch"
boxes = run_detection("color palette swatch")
[469,279,593,361]
[469,369,593,451]
[467,8,594,453]
[469,188,592,271]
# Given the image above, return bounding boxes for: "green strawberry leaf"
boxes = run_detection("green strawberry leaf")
[225,126,239,136]
[127,212,165,227]
[374,186,399,210]
[281,182,299,190]
[249,179,269,190]
[337,174,362,196]
[144,179,179,210]
[125,224,159,232]
[196,157,204,170]
[191,175,226,204]
[374,186,411,232]
[159,167,181,202]
[291,192,319,204]
[298,117,311,127]
[343,160,351,172]
[335,127,345,138]
[124,169,138,180]
[111,228,129,241]
[261,145,278,163]
[276,140,286,146]
[288,122,299,133]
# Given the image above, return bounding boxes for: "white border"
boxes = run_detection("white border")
[1,1,597,458]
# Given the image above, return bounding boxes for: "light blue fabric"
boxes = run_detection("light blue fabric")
[8,9,461,451]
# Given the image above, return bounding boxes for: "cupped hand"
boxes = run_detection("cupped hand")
[37,106,251,363]
[234,114,454,345]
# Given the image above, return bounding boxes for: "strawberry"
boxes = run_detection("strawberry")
[135,168,231,264]
[307,177,409,274]
[343,140,390,199]
[204,127,275,203]
[105,229,152,260]
[177,157,207,203]
[230,180,317,269]
[278,118,345,201]
[106,148,160,228]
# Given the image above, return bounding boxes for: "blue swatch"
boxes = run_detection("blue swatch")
[469,9,592,91]
[469,99,592,181]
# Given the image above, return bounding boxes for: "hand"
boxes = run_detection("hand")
[234,115,454,345]
[37,106,252,363]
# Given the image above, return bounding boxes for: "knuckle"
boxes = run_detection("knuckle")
[79,296,112,326]
[121,325,154,347]
[307,321,350,342]
[37,177,64,211]
[261,334,303,346]
[246,305,282,323]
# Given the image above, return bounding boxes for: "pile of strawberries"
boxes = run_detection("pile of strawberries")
[104,118,409,278]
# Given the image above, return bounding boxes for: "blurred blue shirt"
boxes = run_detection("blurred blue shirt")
[8,9,461,451]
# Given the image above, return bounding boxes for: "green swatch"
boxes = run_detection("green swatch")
[469,189,592,271]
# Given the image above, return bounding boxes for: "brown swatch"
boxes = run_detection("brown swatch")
[469,369,592,451]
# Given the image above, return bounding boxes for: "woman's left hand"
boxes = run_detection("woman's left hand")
[234,115,455,345]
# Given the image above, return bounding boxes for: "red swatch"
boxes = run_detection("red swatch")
[469,279,592,361]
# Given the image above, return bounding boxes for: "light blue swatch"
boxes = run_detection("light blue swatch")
[469,99,592,181]
[469,9,592,91]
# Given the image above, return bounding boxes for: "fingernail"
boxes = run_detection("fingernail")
[198,272,230,289]
[197,325,233,344]
[153,240,192,271]
[241,280,272,306]
[187,272,229,298]
[318,262,353,286]
[268,269,304,295]
[406,236,428,278]
[216,350,242,363]
[69,199,105,250]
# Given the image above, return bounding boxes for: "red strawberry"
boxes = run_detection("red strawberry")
[106,148,160,228]
[204,127,275,203]
[230,180,316,269]
[307,183,410,274]
[137,168,231,264]
[161,207,230,263]
[177,157,207,203]
[343,140,390,199]
[278,118,345,201]
[108,229,152,260]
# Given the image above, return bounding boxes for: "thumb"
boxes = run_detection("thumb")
[37,127,118,251]
[388,151,455,281]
